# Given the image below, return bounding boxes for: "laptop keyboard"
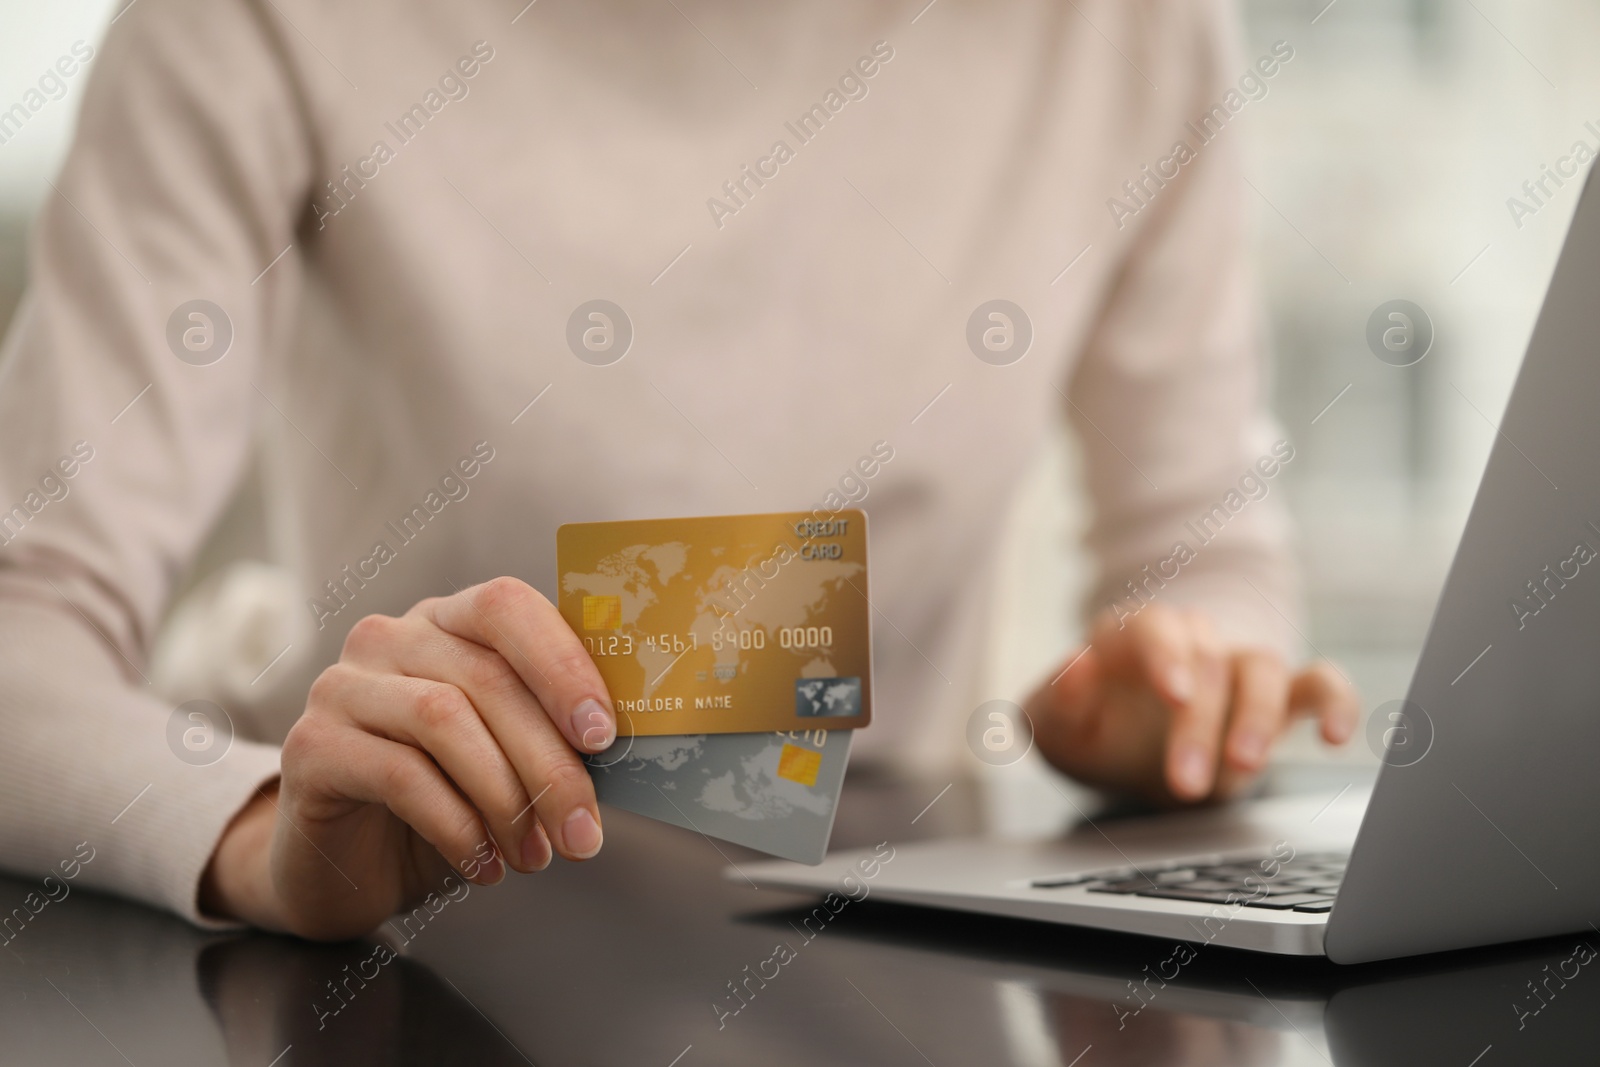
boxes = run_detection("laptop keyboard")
[1028,851,1347,914]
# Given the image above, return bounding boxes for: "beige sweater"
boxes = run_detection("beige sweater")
[0,0,1297,924]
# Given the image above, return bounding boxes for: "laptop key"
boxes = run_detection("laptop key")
[1088,878,1160,894]
[1032,865,1144,888]
[1134,887,1247,904]
[1195,866,1259,879]
[1242,893,1336,910]
[1291,900,1337,913]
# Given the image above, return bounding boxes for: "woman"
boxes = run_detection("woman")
[0,0,1354,939]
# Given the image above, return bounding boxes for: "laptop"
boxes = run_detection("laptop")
[738,162,1600,963]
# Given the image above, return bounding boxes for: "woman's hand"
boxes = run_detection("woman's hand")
[1028,603,1359,805]
[200,577,617,940]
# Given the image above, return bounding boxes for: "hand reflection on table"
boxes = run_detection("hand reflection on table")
[197,935,528,1066]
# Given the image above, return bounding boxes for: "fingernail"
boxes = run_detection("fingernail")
[1166,664,1194,703]
[475,852,505,886]
[1232,733,1267,766]
[572,698,615,750]
[1175,746,1211,797]
[562,808,603,859]
[520,819,552,871]
[1330,716,1355,744]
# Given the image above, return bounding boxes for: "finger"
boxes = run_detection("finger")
[1289,661,1360,744]
[351,615,601,862]
[1091,602,1195,706]
[283,717,503,887]
[312,661,555,873]
[1046,644,1104,736]
[1221,649,1292,773]
[420,578,617,755]
[1163,610,1229,800]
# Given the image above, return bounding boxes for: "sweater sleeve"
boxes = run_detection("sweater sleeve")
[0,0,312,923]
[1065,3,1302,655]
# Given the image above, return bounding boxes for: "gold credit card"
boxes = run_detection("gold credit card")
[557,511,872,735]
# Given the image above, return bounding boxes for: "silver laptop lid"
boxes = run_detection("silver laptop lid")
[1327,162,1600,963]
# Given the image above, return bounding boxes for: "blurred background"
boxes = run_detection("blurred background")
[2,0,1594,801]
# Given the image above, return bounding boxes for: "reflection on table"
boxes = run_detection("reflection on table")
[1,773,1595,1065]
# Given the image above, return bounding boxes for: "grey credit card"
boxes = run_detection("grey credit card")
[586,728,850,864]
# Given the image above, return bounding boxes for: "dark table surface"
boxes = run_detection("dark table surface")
[2,768,1595,1066]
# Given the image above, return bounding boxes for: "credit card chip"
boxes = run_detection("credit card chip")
[582,595,622,631]
[777,743,823,787]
